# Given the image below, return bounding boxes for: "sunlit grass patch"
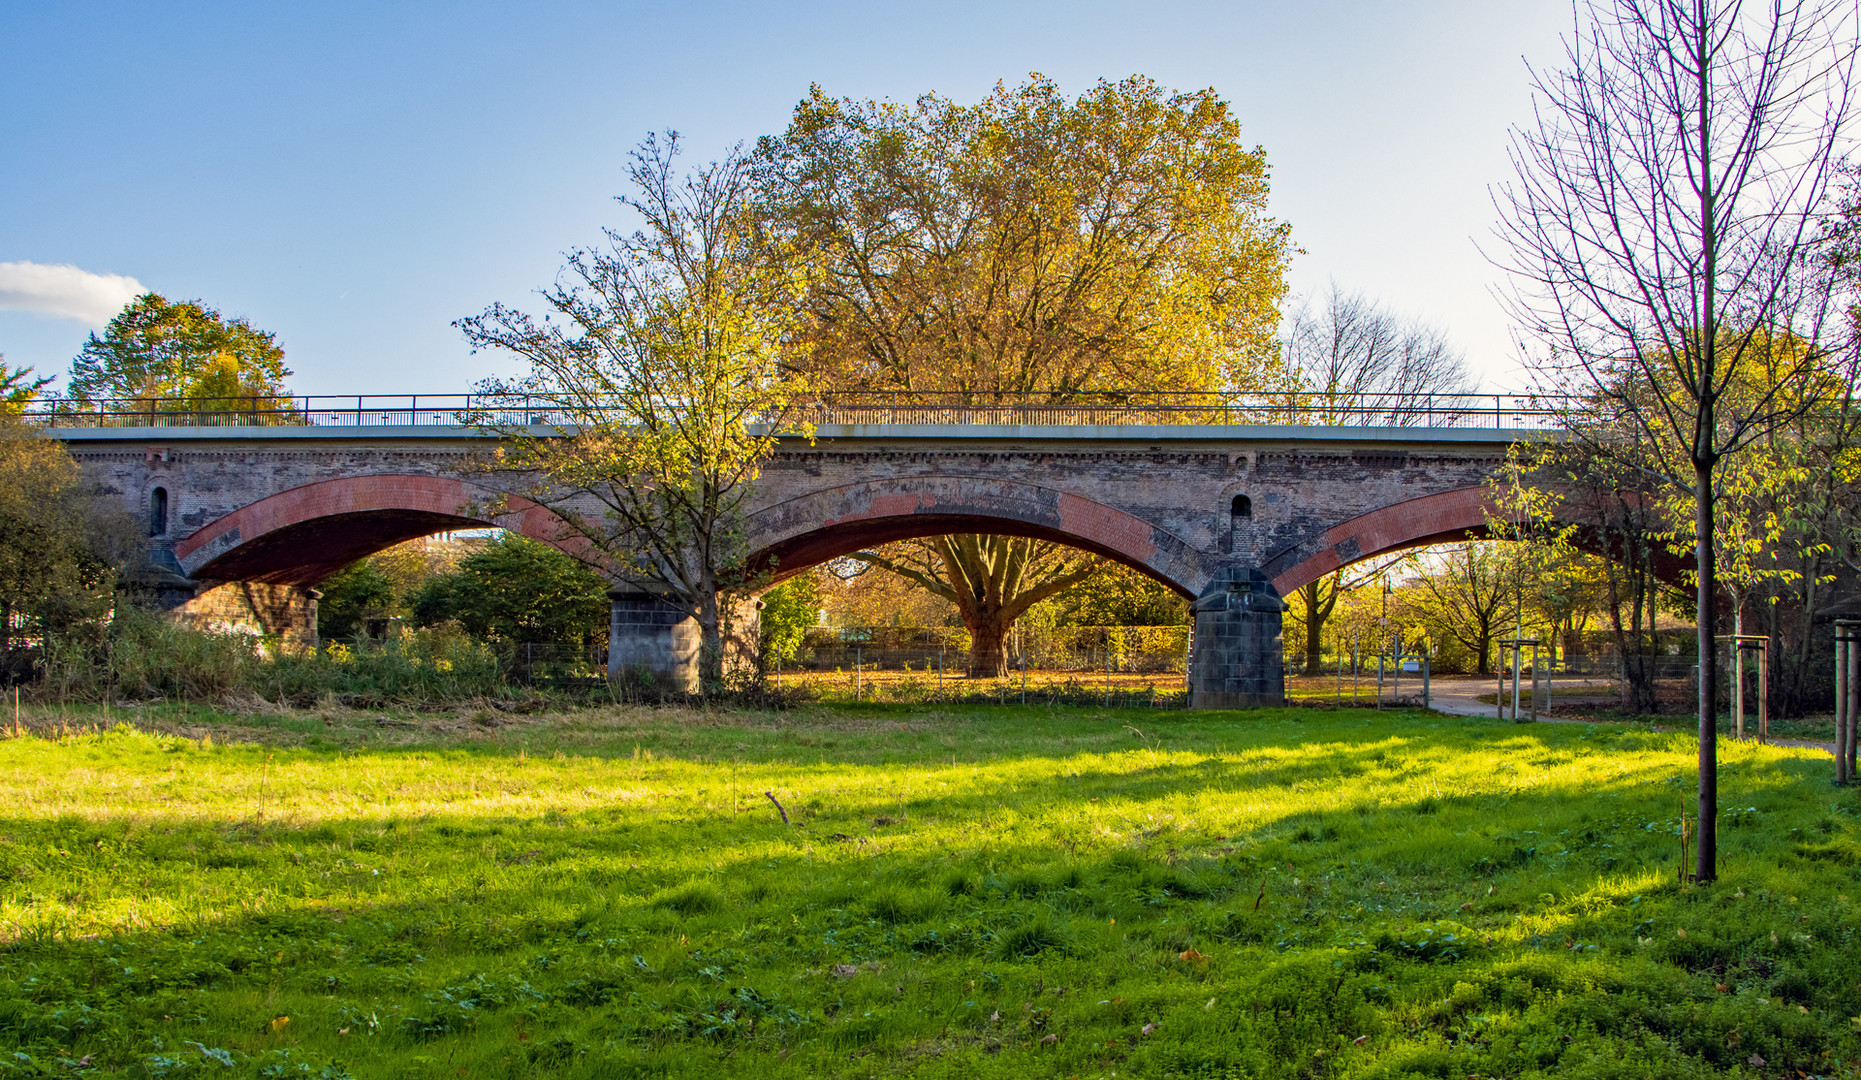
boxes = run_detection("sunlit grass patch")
[0,704,1856,1078]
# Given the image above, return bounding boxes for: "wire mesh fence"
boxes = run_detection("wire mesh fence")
[772,625,1191,707]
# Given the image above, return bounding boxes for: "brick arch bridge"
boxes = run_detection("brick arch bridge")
[56,416,1561,707]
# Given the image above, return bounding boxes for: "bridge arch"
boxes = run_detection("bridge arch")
[743,476,1213,596]
[1264,486,1688,596]
[1265,488,1496,597]
[174,474,564,585]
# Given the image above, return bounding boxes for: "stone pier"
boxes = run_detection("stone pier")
[1186,570,1286,708]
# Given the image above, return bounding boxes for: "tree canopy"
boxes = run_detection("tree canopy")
[755,74,1291,396]
[460,133,814,691]
[410,535,609,648]
[0,357,51,415]
[0,420,131,668]
[68,293,291,407]
[755,75,1292,674]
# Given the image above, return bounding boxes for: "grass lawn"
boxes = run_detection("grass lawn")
[2,702,1859,1079]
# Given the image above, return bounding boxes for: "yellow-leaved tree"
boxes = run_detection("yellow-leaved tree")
[460,134,813,692]
[754,75,1293,674]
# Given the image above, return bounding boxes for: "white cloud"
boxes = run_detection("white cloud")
[0,261,146,326]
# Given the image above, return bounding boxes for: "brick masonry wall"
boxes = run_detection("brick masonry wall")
[167,581,319,651]
[62,428,1516,707]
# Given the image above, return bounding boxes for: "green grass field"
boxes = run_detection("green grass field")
[2,702,1859,1079]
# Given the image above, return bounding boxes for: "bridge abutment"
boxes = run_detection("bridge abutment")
[1188,569,1285,709]
[605,591,763,694]
[162,582,321,652]
[607,590,701,693]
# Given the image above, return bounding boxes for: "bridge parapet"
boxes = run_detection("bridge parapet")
[31,391,1570,432]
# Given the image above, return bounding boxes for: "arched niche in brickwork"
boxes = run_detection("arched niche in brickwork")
[174,474,567,585]
[742,476,1212,597]
[1263,486,1688,597]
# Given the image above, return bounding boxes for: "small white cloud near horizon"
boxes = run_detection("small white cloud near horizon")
[0,261,146,326]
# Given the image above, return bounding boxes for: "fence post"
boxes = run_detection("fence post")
[1376,655,1384,710]
[1422,654,1430,710]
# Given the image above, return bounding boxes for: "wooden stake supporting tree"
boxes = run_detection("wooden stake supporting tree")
[1498,637,1543,722]
[1717,634,1770,744]
[1837,620,1861,785]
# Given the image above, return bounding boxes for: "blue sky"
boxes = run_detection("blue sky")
[1,1,1568,396]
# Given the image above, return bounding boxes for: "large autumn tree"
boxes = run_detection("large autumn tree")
[67,293,291,410]
[755,74,1293,675]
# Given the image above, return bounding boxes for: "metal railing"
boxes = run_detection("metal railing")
[27,391,1572,431]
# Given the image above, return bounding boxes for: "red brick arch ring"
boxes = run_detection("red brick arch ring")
[1264,486,1688,598]
[174,474,568,586]
[742,476,1214,597]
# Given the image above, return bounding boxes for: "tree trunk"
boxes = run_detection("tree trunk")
[1695,457,1718,883]
[1301,580,1327,674]
[965,608,1009,678]
[696,587,724,694]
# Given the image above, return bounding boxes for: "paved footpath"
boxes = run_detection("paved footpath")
[1423,676,1837,756]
